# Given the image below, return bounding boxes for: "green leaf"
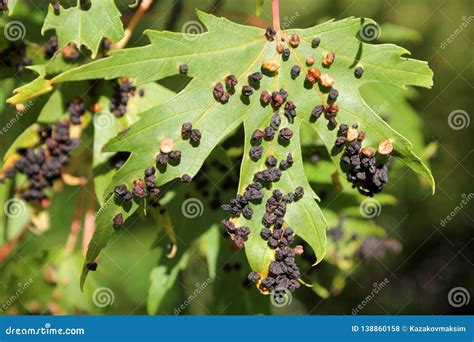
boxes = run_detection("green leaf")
[7,66,52,105]
[199,225,220,280]
[379,23,422,44]
[145,182,226,313]
[361,83,428,161]
[6,0,17,15]
[41,0,124,58]
[92,82,175,202]
[38,12,433,288]
[254,0,264,16]
[291,19,434,192]
[147,254,190,315]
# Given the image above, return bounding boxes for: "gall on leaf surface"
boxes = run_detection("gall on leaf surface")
[18,11,433,288]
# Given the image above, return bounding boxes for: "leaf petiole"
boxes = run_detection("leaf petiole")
[272,0,280,31]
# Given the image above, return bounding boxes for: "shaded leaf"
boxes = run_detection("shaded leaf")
[7,66,52,105]
[42,0,124,58]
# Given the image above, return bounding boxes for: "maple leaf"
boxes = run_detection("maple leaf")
[6,11,433,289]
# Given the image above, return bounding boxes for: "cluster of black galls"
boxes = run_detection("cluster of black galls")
[246,187,305,301]
[222,220,250,249]
[3,122,79,203]
[109,78,137,117]
[0,0,8,12]
[336,124,389,196]
[44,35,59,59]
[113,165,161,227]
[0,42,32,73]
[310,90,340,129]
[67,97,86,125]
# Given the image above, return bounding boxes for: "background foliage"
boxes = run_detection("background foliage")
[0,0,472,315]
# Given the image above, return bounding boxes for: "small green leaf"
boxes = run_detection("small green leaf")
[6,0,17,15]
[147,254,190,315]
[41,0,124,58]
[379,23,422,43]
[361,83,428,162]
[7,66,52,105]
[199,225,220,280]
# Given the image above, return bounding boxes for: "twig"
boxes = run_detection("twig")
[82,210,96,256]
[62,173,87,186]
[113,0,154,50]
[82,183,97,256]
[272,0,280,31]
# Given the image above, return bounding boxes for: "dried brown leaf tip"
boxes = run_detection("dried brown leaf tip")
[378,139,394,155]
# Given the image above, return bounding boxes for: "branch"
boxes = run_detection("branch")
[113,0,154,50]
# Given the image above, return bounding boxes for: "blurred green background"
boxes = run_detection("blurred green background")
[0,0,472,315]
